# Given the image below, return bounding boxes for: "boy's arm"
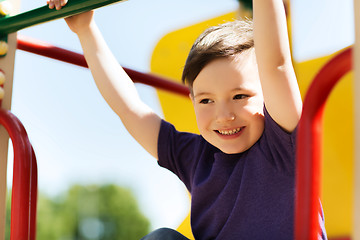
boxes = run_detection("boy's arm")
[65,11,162,159]
[253,0,302,132]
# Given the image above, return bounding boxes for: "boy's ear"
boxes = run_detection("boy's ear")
[189,93,195,104]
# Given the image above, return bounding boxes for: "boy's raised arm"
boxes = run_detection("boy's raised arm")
[64,11,162,159]
[253,0,302,132]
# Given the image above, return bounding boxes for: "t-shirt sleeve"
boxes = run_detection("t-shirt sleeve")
[261,106,298,174]
[157,119,202,190]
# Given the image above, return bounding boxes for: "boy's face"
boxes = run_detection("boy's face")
[191,53,264,154]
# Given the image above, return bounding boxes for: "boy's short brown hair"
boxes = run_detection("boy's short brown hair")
[182,19,254,90]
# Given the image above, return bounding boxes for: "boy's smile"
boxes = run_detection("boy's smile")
[216,126,245,138]
[191,52,265,154]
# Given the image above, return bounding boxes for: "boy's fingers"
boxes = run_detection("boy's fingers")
[60,0,68,6]
[47,0,55,9]
[51,0,62,10]
[48,0,60,10]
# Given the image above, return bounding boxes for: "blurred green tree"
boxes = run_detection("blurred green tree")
[5,189,10,240]
[237,0,252,10]
[6,184,150,240]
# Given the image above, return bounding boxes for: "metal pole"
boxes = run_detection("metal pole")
[16,35,190,96]
[0,0,20,238]
[295,47,352,240]
[0,0,126,36]
[353,0,360,239]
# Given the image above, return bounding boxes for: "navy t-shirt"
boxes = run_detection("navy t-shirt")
[157,108,327,240]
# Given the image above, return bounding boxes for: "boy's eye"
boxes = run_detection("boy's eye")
[233,94,248,100]
[199,99,213,104]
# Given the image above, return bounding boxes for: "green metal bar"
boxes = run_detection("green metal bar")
[0,0,126,36]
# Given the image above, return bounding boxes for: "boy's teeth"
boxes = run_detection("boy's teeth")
[218,128,241,135]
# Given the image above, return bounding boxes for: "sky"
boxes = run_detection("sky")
[4,0,355,232]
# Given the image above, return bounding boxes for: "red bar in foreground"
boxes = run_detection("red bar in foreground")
[0,108,37,240]
[295,47,352,240]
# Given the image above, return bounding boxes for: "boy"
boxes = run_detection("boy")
[48,0,327,239]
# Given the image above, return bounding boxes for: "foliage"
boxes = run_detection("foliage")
[5,189,10,240]
[237,0,252,10]
[6,184,150,240]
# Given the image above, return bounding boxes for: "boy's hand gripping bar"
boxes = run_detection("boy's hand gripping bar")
[0,0,126,36]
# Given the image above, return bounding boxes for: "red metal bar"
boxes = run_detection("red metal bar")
[29,146,37,240]
[295,47,353,240]
[0,108,37,240]
[16,35,190,97]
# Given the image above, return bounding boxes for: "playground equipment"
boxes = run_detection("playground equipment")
[0,34,188,240]
[0,108,37,240]
[0,1,189,239]
[354,1,360,239]
[295,47,353,240]
[0,0,359,239]
[16,35,189,97]
[0,0,127,35]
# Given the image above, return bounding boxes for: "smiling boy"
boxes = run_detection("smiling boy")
[48,0,327,239]
[190,53,264,154]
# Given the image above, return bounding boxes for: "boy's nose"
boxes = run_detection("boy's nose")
[216,106,236,123]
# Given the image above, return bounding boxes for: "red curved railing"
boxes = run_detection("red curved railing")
[295,47,353,240]
[16,35,190,97]
[0,108,37,240]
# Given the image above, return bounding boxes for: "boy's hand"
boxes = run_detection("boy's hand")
[47,0,94,35]
[64,11,95,35]
[47,0,67,10]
